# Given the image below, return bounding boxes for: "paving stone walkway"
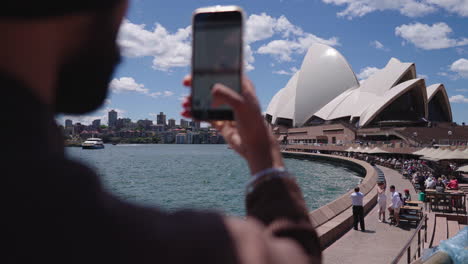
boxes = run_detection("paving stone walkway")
[323,165,418,264]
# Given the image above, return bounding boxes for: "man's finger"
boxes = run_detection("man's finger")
[183,75,192,87]
[182,96,192,108]
[211,83,244,111]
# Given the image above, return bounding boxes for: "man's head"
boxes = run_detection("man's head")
[0,0,128,114]
[390,185,395,192]
[354,187,360,192]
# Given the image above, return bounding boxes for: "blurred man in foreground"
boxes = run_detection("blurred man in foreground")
[2,1,321,263]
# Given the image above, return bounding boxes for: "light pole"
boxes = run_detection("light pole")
[448,130,452,145]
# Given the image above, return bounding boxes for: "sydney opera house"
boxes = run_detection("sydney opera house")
[265,43,452,129]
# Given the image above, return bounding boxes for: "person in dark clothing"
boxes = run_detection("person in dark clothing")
[350,187,365,231]
[2,1,321,264]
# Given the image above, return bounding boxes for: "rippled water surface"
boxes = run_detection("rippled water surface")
[67,144,361,216]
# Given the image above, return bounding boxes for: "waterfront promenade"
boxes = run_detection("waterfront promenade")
[323,165,417,264]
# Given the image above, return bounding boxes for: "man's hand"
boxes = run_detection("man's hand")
[182,76,284,175]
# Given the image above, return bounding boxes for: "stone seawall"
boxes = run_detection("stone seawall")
[282,151,378,249]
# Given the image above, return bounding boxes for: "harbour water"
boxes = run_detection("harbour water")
[66,144,361,216]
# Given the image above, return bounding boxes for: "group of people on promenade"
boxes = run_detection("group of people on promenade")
[345,151,463,230]
[351,183,411,230]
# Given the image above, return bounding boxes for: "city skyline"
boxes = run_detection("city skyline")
[59,0,468,126]
[63,110,195,127]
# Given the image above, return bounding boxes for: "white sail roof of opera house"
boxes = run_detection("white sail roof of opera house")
[265,44,452,128]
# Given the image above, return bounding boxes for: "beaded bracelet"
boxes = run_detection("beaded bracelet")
[246,167,290,194]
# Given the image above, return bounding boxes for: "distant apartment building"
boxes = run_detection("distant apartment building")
[152,124,165,133]
[157,112,166,125]
[187,132,201,144]
[92,119,101,128]
[189,120,201,129]
[168,118,176,128]
[116,118,131,129]
[137,119,153,130]
[175,133,187,144]
[74,123,85,134]
[161,131,176,144]
[180,119,189,128]
[108,110,118,127]
[65,119,73,128]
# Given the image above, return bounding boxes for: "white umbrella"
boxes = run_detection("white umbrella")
[367,147,389,154]
[361,147,372,153]
[456,165,468,172]
[438,149,468,161]
[345,147,356,152]
[354,146,363,152]
[422,149,454,161]
[412,148,427,156]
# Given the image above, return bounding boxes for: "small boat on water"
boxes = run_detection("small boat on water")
[82,138,105,149]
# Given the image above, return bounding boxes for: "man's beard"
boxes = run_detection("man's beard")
[54,11,121,114]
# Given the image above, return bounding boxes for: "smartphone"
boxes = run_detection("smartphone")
[191,6,244,121]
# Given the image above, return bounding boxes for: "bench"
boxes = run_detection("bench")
[399,213,422,224]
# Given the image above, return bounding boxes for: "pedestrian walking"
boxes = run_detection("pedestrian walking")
[351,187,365,231]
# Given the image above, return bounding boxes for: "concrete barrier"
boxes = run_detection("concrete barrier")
[282,151,378,249]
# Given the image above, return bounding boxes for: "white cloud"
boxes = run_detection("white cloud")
[449,94,468,103]
[148,90,175,98]
[119,13,338,71]
[163,91,174,97]
[110,77,149,94]
[322,0,468,19]
[438,71,449,76]
[109,77,176,99]
[322,0,436,19]
[455,88,468,92]
[426,0,468,16]
[149,92,162,98]
[450,58,468,78]
[418,74,429,79]
[258,33,339,62]
[395,22,468,50]
[118,19,191,71]
[370,40,389,51]
[273,67,299,75]
[357,66,381,82]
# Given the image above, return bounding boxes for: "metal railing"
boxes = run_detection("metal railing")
[391,214,428,264]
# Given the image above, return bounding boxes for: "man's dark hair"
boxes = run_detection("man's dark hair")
[390,185,395,189]
[1,1,122,19]
[354,187,360,192]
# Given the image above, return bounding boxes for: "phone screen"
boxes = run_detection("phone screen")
[192,11,242,120]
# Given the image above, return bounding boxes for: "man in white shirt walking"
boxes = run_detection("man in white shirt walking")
[351,187,365,231]
[388,185,402,226]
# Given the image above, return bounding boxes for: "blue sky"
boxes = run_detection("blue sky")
[63,0,468,125]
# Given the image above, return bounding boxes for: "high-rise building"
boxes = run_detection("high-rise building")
[187,132,201,144]
[116,118,131,129]
[157,112,166,125]
[175,133,187,144]
[137,119,153,130]
[108,110,118,127]
[65,119,73,128]
[92,119,101,128]
[180,119,189,128]
[168,118,176,128]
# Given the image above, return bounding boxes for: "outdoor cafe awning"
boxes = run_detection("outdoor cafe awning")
[456,165,468,173]
[367,147,389,154]
[422,148,468,161]
[438,149,468,161]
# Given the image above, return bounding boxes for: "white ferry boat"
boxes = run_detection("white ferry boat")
[81,138,105,149]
